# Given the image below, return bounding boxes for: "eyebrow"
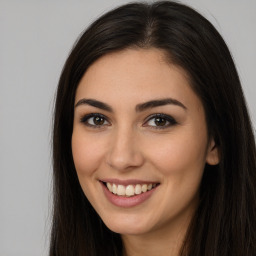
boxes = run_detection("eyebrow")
[136,98,187,112]
[75,98,187,112]
[75,98,113,112]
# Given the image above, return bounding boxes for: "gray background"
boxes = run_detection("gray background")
[0,0,255,255]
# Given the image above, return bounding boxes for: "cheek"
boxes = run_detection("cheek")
[71,130,106,178]
[144,129,208,178]
[143,130,208,220]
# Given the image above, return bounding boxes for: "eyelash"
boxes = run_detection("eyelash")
[144,113,177,129]
[80,113,177,129]
[80,113,109,128]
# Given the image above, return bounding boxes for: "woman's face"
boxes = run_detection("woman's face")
[72,48,219,236]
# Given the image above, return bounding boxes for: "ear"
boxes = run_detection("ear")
[206,138,220,165]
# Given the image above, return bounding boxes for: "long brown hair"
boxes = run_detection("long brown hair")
[50,1,256,255]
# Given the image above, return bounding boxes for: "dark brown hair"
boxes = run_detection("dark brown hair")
[50,1,256,255]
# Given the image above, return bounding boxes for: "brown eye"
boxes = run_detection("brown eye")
[93,116,105,125]
[154,117,167,126]
[145,114,177,129]
[80,113,110,127]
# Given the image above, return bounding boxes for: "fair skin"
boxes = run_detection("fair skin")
[72,48,219,256]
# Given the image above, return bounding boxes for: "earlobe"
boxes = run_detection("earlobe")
[206,138,220,165]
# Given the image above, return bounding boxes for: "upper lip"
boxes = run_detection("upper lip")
[100,178,160,186]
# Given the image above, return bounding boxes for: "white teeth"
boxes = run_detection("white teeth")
[147,184,152,190]
[135,184,142,194]
[105,182,157,197]
[112,184,117,194]
[126,185,135,197]
[107,182,113,192]
[142,184,147,192]
[117,185,126,196]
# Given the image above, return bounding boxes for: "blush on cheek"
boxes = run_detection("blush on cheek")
[72,134,105,177]
[148,138,207,179]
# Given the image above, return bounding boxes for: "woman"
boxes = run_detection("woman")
[50,1,256,255]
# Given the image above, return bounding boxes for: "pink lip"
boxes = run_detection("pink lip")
[100,181,159,208]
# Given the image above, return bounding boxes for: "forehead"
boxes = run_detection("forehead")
[75,48,201,111]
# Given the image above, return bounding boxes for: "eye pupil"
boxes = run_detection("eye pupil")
[94,116,104,125]
[155,117,166,126]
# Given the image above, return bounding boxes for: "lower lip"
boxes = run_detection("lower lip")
[101,182,158,208]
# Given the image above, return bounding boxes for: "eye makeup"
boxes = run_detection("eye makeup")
[143,113,178,130]
[80,113,110,128]
[79,112,177,130]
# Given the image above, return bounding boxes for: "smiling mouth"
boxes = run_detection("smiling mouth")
[102,182,159,197]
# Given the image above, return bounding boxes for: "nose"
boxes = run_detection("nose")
[106,126,144,171]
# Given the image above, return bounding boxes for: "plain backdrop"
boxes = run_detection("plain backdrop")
[0,1,255,255]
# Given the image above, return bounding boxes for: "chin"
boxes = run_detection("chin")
[101,213,153,235]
